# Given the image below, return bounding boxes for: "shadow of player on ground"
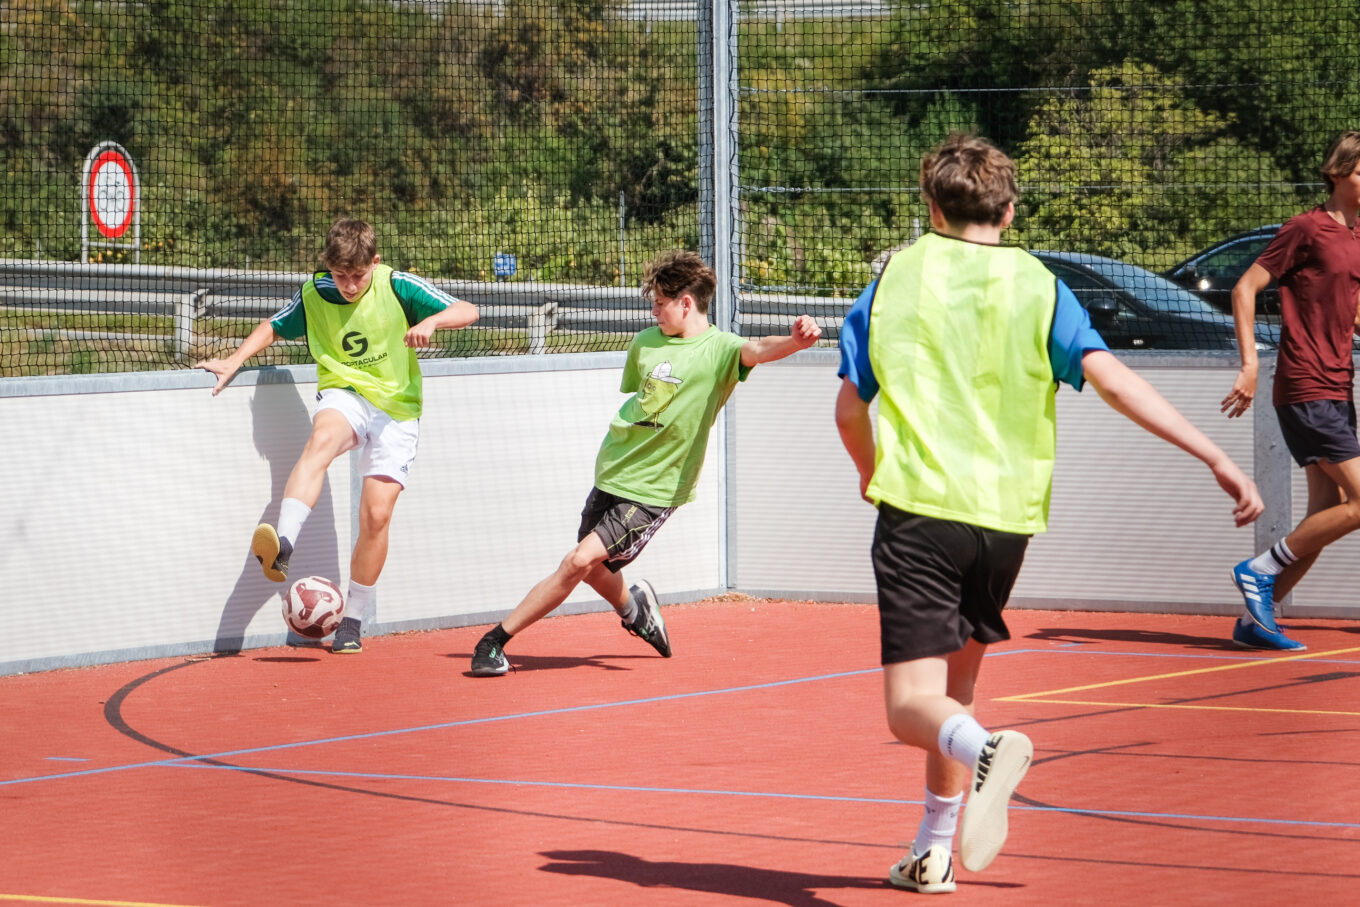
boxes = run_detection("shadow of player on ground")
[214,371,342,653]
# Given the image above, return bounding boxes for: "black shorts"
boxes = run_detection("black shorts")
[578,487,676,573]
[873,503,1031,665]
[1275,399,1360,467]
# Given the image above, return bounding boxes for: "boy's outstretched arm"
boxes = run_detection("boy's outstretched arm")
[405,299,479,348]
[1084,349,1264,527]
[1220,262,1272,418]
[834,378,876,503]
[740,315,822,366]
[195,319,280,396]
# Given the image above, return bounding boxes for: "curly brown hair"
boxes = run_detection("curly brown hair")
[641,250,716,314]
[320,218,378,271]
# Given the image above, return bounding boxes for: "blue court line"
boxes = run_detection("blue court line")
[5,667,883,788]
[167,762,1360,831]
[13,646,1350,789]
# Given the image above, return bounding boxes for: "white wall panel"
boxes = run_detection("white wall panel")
[730,353,1344,619]
[0,358,726,673]
[1,375,351,668]
[380,366,726,627]
[3,350,1354,675]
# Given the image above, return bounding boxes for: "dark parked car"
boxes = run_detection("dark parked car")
[1161,225,1280,316]
[1032,250,1277,352]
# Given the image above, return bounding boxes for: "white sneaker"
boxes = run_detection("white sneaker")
[888,844,956,893]
[958,730,1033,872]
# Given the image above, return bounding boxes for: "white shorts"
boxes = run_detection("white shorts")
[315,388,420,487]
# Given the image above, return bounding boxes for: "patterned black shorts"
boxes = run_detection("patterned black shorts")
[578,487,676,573]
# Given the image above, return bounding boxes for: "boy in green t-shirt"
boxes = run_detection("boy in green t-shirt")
[198,218,478,654]
[470,250,821,676]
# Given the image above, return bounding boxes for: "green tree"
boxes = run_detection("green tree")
[1014,63,1299,268]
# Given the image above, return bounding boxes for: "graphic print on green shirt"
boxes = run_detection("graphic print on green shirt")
[594,325,751,508]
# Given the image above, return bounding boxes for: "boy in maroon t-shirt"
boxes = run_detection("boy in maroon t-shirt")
[1221,130,1360,650]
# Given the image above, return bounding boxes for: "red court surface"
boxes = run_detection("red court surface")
[1,601,1358,906]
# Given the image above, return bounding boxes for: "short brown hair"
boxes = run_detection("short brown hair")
[919,134,1017,227]
[641,250,716,314]
[1321,131,1360,192]
[320,218,378,271]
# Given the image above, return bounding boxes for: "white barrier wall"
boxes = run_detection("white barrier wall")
[3,350,1355,674]
[733,350,1360,621]
[0,355,727,674]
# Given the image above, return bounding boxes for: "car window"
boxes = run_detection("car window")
[1072,258,1226,317]
[1040,262,1108,303]
[1194,236,1274,278]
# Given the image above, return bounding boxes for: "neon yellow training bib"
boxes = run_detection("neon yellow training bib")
[301,265,422,420]
[868,233,1059,534]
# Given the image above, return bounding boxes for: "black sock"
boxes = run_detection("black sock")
[486,623,512,647]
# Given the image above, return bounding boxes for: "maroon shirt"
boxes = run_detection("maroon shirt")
[1257,206,1360,405]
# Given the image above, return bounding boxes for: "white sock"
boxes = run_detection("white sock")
[617,593,638,624]
[277,498,312,547]
[346,580,375,626]
[912,788,963,856]
[938,713,991,769]
[1249,539,1295,576]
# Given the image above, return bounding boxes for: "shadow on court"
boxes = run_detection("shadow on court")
[1023,625,1242,650]
[445,651,659,675]
[538,850,896,907]
[213,372,341,653]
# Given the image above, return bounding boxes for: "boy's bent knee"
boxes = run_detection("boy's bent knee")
[560,537,610,579]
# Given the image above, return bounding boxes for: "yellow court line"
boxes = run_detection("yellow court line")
[997,645,1360,702]
[1009,697,1360,717]
[0,895,207,907]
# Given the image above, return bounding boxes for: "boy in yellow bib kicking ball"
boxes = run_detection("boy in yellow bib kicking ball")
[198,218,478,653]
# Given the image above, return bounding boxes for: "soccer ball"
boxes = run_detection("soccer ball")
[283,576,345,639]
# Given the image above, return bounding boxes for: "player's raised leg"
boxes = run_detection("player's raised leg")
[254,408,358,583]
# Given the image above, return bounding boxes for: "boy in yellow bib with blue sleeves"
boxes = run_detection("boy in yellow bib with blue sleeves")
[198,218,479,653]
[834,135,1263,891]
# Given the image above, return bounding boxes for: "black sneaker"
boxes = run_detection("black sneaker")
[331,617,362,654]
[622,580,671,657]
[251,524,292,584]
[470,634,509,676]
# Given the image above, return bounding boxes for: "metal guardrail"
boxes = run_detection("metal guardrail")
[0,259,850,365]
[617,0,890,20]
[396,1,891,21]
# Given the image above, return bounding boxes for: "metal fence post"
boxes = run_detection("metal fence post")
[700,0,740,592]
[1253,355,1293,604]
[527,300,558,355]
[174,288,209,363]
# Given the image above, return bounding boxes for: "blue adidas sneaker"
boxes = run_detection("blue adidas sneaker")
[1232,618,1305,652]
[1230,558,1279,633]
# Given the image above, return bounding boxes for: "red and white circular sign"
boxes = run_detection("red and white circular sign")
[88,148,136,239]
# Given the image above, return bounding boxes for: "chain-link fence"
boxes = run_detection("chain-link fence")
[3,0,1357,375]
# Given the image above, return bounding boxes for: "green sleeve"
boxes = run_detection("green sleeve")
[391,270,457,325]
[269,288,308,340]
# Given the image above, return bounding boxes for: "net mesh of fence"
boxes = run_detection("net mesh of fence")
[3,0,1359,377]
